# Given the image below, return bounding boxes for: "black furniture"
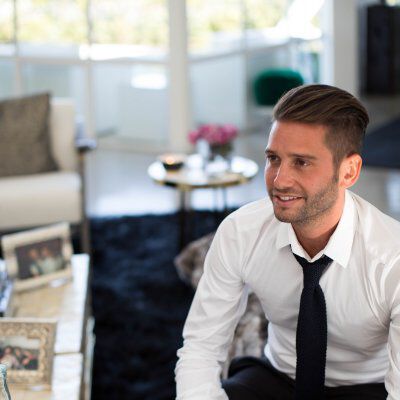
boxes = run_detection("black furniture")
[366,4,400,94]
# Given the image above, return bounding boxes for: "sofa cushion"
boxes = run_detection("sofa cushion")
[0,171,81,230]
[0,93,58,177]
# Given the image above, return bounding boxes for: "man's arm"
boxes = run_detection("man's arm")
[384,258,400,400]
[175,217,247,400]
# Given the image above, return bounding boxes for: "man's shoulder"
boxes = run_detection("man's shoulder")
[229,197,273,218]
[223,197,276,234]
[351,191,400,233]
[351,191,400,260]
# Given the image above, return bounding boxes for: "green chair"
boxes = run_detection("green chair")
[0,364,11,400]
[254,68,304,107]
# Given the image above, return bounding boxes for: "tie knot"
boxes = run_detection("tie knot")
[294,254,332,287]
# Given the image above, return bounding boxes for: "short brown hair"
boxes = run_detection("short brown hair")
[272,84,369,168]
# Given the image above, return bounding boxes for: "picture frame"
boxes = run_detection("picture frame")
[1,223,73,292]
[0,318,57,387]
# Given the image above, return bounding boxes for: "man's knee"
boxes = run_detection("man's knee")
[222,357,294,400]
[222,378,260,400]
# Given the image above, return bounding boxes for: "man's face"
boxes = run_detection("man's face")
[28,249,39,259]
[265,121,341,226]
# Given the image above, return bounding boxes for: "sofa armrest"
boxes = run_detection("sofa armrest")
[50,99,78,171]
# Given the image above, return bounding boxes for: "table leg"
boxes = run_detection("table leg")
[179,190,194,250]
[179,191,186,250]
[222,187,228,216]
[212,187,229,227]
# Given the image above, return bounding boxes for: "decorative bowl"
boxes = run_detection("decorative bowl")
[158,153,186,171]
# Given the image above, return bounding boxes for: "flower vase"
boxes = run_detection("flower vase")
[209,142,233,162]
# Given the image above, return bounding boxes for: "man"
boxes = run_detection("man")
[175,84,400,399]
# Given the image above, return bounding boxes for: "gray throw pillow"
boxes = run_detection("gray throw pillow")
[0,92,58,177]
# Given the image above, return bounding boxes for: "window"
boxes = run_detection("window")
[18,0,87,57]
[187,0,242,55]
[244,0,290,47]
[0,0,14,55]
[1,0,169,147]
[0,0,323,149]
[91,0,168,59]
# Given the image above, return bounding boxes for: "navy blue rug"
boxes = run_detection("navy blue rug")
[90,211,224,400]
[362,117,400,169]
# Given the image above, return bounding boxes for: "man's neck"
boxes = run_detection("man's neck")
[292,194,345,259]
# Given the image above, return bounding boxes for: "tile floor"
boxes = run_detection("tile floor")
[86,95,400,221]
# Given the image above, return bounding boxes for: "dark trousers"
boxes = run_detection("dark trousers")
[222,356,388,400]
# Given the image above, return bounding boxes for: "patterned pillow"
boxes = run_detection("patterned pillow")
[0,93,58,177]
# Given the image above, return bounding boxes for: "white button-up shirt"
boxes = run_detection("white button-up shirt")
[175,190,400,400]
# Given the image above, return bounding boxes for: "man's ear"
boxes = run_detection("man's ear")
[340,154,362,189]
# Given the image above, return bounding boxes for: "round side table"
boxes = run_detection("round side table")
[148,154,259,248]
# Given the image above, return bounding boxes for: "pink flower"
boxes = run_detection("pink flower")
[188,130,200,145]
[188,124,238,145]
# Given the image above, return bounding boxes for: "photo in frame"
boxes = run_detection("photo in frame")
[0,318,57,387]
[1,223,73,292]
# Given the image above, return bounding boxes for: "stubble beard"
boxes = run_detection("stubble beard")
[269,175,339,226]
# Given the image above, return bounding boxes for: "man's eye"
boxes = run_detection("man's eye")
[266,155,279,162]
[295,159,308,167]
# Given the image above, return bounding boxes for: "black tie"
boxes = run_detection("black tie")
[293,253,333,400]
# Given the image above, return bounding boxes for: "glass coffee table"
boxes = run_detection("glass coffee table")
[148,154,259,248]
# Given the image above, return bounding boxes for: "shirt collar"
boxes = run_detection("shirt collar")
[275,190,356,268]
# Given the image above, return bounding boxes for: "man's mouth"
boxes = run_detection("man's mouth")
[273,195,302,204]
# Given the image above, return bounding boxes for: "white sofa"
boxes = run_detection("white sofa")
[0,99,92,252]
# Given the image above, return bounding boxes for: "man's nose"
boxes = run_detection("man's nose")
[273,163,294,189]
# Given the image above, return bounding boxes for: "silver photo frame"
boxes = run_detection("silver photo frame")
[1,223,73,292]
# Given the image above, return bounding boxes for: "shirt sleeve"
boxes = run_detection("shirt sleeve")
[175,216,247,400]
[384,258,400,400]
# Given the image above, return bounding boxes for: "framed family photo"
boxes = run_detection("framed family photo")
[0,318,57,387]
[1,223,73,292]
